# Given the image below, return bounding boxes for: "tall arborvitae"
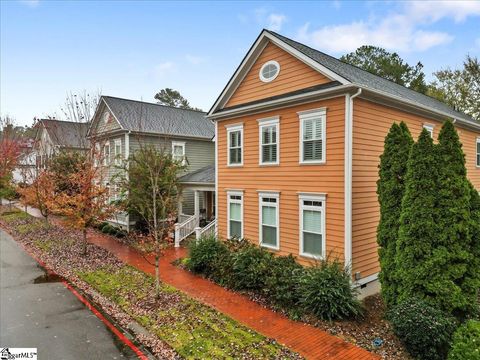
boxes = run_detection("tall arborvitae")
[377,122,413,306]
[464,182,480,317]
[430,120,475,317]
[396,129,439,306]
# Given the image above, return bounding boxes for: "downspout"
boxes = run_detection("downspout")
[345,88,362,274]
[214,121,218,236]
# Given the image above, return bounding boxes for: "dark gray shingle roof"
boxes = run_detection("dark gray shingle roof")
[40,119,89,149]
[267,30,478,126]
[179,165,215,184]
[103,96,214,139]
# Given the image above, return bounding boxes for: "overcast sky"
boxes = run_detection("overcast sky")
[1,0,480,126]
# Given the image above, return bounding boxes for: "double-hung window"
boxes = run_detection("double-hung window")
[298,108,326,164]
[259,192,279,249]
[114,139,122,165]
[477,138,480,167]
[227,191,243,239]
[258,117,279,165]
[226,124,243,166]
[172,141,186,164]
[299,193,326,258]
[103,142,110,166]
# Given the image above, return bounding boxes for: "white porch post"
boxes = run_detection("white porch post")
[194,190,200,226]
[177,195,183,217]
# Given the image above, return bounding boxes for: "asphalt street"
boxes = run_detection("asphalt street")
[0,229,138,360]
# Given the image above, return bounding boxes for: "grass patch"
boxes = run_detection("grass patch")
[34,238,54,253]
[78,265,296,359]
[0,209,31,223]
[17,221,48,234]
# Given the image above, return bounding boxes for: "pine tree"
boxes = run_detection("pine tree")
[396,129,439,306]
[377,122,413,306]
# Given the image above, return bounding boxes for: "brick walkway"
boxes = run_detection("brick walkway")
[13,204,377,359]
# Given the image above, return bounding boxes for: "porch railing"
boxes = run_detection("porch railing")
[174,214,197,247]
[195,219,217,240]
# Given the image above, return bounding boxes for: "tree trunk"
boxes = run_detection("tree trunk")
[155,250,160,299]
[81,228,87,255]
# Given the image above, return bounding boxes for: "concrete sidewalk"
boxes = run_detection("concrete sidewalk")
[0,229,137,360]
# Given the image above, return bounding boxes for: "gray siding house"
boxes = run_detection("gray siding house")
[87,96,215,231]
[34,119,89,170]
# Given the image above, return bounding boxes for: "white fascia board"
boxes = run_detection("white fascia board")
[208,84,354,121]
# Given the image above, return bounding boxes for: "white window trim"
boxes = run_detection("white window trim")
[259,60,280,83]
[227,190,244,239]
[114,139,122,165]
[226,123,244,167]
[423,124,435,138]
[172,141,186,165]
[298,108,327,165]
[103,141,110,166]
[476,137,480,168]
[258,116,280,166]
[298,193,326,259]
[258,191,280,250]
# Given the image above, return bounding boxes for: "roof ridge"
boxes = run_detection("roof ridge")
[102,95,206,114]
[40,118,89,124]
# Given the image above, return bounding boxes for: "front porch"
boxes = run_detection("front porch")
[175,165,216,246]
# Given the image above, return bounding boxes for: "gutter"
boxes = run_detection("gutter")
[344,88,362,272]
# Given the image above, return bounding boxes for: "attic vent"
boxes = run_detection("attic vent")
[259,60,280,83]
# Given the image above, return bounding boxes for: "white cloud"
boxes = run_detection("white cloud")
[19,0,39,7]
[295,1,477,54]
[408,1,480,23]
[267,13,287,32]
[240,8,287,31]
[153,62,174,77]
[185,54,206,65]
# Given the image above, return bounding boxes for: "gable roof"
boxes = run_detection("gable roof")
[37,119,89,149]
[97,96,214,139]
[209,29,478,130]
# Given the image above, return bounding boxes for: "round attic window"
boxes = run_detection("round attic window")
[259,60,280,82]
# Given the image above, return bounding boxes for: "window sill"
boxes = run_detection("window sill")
[299,252,324,260]
[259,162,279,167]
[260,243,280,251]
[227,163,243,168]
[299,161,326,166]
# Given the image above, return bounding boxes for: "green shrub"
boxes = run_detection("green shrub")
[101,224,113,234]
[448,320,480,360]
[297,259,362,320]
[388,298,457,360]
[187,236,229,277]
[230,244,273,291]
[263,255,303,311]
[115,229,127,238]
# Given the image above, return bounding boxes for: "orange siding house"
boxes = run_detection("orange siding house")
[207,30,480,295]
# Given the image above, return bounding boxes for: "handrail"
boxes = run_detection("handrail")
[174,214,197,247]
[196,219,217,240]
